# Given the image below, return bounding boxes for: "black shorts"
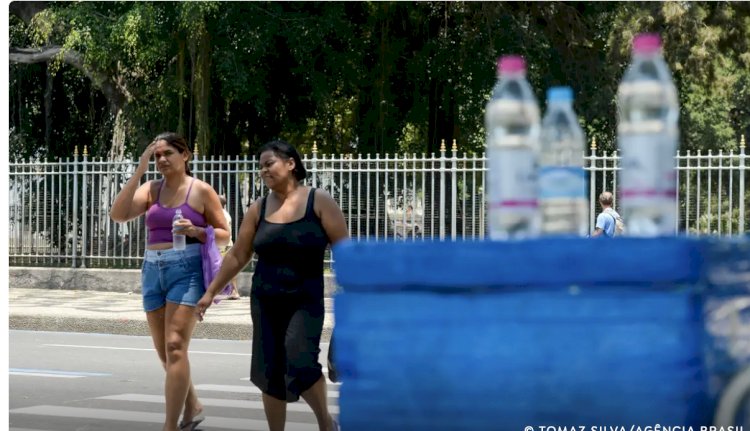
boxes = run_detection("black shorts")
[249,293,325,401]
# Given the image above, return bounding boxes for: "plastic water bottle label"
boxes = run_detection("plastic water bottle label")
[539,167,586,199]
[487,147,538,208]
[620,133,677,204]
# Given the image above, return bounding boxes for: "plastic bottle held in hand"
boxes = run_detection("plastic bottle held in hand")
[617,33,679,236]
[539,86,588,236]
[484,55,541,240]
[172,208,186,250]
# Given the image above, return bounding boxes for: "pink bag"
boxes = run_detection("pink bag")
[201,225,234,304]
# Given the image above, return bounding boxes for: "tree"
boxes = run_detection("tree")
[9,2,749,160]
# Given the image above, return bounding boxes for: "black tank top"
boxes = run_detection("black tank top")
[252,188,329,298]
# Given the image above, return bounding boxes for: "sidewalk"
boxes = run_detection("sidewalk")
[8,288,335,341]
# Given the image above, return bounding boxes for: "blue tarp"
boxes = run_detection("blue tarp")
[332,238,749,430]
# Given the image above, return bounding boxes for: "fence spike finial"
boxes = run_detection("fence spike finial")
[83,146,88,156]
[194,142,199,156]
[591,137,597,151]
[452,139,457,152]
[440,139,446,152]
[741,134,746,150]
[74,145,79,156]
[312,141,318,153]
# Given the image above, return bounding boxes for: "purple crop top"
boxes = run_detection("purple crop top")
[145,178,207,245]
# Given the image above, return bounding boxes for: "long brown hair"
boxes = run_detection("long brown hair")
[153,132,192,176]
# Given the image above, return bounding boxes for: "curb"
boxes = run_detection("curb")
[9,315,334,342]
[10,267,340,297]
[9,288,335,341]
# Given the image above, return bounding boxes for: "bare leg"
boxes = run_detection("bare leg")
[229,280,240,299]
[181,379,203,424]
[146,307,203,428]
[262,393,287,431]
[161,303,199,431]
[300,375,335,431]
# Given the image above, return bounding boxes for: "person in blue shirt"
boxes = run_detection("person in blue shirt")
[591,191,622,238]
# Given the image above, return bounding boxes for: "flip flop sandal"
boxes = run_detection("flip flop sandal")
[179,414,205,431]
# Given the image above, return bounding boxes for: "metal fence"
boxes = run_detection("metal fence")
[8,137,747,269]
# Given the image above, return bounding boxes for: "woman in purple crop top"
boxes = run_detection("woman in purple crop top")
[110,132,229,431]
[195,140,349,431]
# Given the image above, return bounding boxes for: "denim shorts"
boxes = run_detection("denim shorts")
[141,244,204,312]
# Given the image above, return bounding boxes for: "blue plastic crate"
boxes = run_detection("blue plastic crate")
[332,238,712,430]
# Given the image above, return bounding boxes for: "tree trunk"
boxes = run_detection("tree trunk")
[188,40,196,147]
[177,39,186,137]
[377,8,389,154]
[44,63,53,150]
[193,28,211,156]
[108,108,127,161]
[17,66,23,136]
[10,46,130,161]
[427,78,438,154]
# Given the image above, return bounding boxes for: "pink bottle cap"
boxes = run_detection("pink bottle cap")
[497,55,526,74]
[633,33,662,54]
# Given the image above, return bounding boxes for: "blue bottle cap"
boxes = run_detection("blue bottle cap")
[547,86,574,102]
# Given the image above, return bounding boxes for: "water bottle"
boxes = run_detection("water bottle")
[172,209,186,250]
[484,55,541,239]
[539,86,588,236]
[617,33,679,236]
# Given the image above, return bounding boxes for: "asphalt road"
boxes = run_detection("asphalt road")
[9,330,338,431]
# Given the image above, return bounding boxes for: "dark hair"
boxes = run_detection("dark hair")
[257,140,307,181]
[153,132,192,176]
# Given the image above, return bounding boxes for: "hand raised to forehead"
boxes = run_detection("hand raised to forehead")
[137,140,158,171]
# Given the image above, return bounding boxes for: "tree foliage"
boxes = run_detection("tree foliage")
[9,1,750,160]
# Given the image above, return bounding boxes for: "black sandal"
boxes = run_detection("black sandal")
[179,414,205,430]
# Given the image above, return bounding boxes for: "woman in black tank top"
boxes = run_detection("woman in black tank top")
[196,141,348,431]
